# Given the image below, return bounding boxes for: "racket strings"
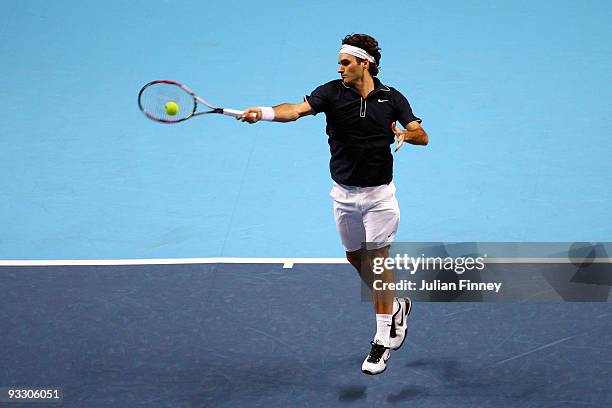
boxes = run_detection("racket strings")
[138,83,196,122]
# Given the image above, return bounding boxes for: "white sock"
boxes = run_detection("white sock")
[374,314,393,347]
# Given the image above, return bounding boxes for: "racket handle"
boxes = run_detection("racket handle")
[222,108,243,117]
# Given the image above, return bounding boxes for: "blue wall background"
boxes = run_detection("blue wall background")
[1,0,611,259]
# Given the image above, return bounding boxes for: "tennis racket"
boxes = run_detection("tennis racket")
[138,80,245,124]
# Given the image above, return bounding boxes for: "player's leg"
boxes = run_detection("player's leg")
[362,182,411,358]
[368,245,394,314]
[330,182,402,374]
[356,182,398,374]
[331,184,388,374]
[358,244,393,374]
[346,248,376,291]
[367,244,411,351]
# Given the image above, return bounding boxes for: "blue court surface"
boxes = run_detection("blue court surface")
[1,0,611,407]
[1,263,611,407]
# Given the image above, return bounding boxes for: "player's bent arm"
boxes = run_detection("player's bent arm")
[405,121,428,145]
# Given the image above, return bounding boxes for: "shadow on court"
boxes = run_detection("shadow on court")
[0,264,610,407]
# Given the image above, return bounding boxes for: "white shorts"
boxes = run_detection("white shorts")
[330,180,400,252]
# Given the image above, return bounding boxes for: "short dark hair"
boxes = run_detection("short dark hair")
[341,33,381,76]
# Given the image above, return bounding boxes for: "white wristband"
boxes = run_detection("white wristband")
[259,106,275,121]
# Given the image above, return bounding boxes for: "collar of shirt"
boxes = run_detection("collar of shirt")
[340,77,391,99]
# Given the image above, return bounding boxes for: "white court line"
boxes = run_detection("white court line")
[0,258,349,267]
[0,257,611,267]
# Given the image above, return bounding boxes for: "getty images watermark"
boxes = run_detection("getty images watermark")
[370,253,503,294]
[362,242,612,302]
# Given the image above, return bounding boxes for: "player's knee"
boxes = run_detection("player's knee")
[346,249,364,269]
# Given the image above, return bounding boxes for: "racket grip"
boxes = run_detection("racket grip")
[222,108,244,117]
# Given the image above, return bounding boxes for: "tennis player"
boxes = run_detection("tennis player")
[238,34,428,375]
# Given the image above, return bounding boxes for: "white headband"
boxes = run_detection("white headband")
[339,44,376,64]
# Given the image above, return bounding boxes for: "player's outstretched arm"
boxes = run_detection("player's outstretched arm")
[237,101,314,124]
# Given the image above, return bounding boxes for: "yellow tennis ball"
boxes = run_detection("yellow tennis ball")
[165,101,179,116]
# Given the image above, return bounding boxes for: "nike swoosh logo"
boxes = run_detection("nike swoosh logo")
[378,99,389,103]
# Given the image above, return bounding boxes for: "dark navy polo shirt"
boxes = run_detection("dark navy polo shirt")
[306,78,421,187]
